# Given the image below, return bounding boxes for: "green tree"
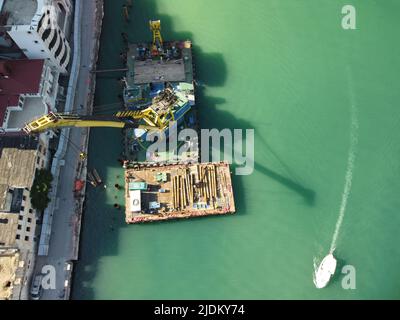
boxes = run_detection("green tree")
[30,169,53,211]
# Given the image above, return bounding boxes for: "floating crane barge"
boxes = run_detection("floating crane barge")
[124,162,235,223]
[22,20,236,224]
[122,20,198,162]
[122,21,235,223]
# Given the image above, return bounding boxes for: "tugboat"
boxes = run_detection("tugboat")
[313,253,337,289]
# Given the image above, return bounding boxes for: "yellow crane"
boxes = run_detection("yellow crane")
[23,88,179,134]
[149,20,163,55]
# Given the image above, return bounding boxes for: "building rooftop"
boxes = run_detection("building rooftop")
[0,212,18,246]
[0,0,38,26]
[0,183,9,211]
[6,97,47,130]
[0,252,19,300]
[0,59,44,126]
[0,148,37,188]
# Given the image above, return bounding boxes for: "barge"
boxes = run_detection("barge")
[124,162,235,224]
[122,20,198,163]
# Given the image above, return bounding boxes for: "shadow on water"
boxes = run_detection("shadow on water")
[72,0,314,299]
[329,252,348,288]
[196,90,316,207]
[255,134,316,206]
[254,163,316,206]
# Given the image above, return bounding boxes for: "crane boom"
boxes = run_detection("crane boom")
[23,112,157,134]
[23,88,184,134]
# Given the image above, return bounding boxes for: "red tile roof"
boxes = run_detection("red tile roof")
[0,59,44,125]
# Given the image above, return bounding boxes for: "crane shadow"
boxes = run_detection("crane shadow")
[197,89,316,207]
[254,163,316,206]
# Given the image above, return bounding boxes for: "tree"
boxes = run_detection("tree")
[30,169,53,212]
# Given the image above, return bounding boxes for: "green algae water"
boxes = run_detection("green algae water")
[73,0,400,299]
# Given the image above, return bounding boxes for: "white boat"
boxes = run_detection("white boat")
[313,253,337,289]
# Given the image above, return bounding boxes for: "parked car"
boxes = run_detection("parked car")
[30,274,43,300]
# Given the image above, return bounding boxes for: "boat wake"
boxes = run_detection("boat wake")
[329,73,359,254]
[314,69,358,288]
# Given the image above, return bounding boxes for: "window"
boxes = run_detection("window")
[26,227,31,232]
[42,28,51,41]
[60,49,68,65]
[17,225,21,230]
[19,215,23,221]
[25,236,29,242]
[37,158,40,165]
[27,218,32,223]
[20,206,25,212]
[55,37,63,57]
[16,235,20,240]
[37,14,45,30]
[49,30,58,50]
[34,40,39,44]
[29,209,33,214]
[23,196,26,201]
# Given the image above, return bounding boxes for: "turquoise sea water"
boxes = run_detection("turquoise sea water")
[73,0,400,299]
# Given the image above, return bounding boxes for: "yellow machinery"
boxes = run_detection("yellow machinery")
[23,88,179,134]
[149,20,163,54]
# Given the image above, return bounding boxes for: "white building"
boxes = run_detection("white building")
[0,0,72,74]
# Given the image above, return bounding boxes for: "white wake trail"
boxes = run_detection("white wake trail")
[329,84,359,254]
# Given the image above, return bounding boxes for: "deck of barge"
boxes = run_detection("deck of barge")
[124,162,235,223]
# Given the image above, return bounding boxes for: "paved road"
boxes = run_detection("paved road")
[33,0,99,300]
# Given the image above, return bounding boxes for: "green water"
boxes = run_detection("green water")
[73,0,400,299]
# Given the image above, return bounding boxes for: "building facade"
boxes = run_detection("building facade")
[0,0,72,74]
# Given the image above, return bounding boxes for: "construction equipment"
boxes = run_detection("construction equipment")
[23,88,184,134]
[23,111,151,134]
[149,20,163,55]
